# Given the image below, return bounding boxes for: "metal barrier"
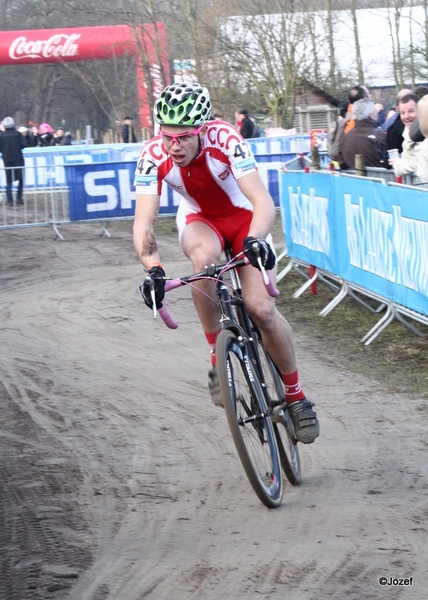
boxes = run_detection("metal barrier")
[0,164,70,238]
[283,154,311,171]
[279,168,428,344]
[278,254,427,345]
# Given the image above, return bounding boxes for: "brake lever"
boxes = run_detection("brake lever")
[150,283,158,320]
[139,275,158,320]
[251,241,269,285]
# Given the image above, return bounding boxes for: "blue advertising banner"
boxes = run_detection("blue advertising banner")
[65,161,178,219]
[281,172,337,274]
[334,176,428,315]
[66,162,136,220]
[281,172,428,316]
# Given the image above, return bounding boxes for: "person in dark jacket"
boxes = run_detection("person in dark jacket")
[382,88,412,153]
[18,126,38,147]
[37,123,54,146]
[235,109,257,139]
[338,99,387,170]
[50,127,72,146]
[0,116,27,205]
[121,117,137,143]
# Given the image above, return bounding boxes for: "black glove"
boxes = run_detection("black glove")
[140,265,166,309]
[243,236,276,270]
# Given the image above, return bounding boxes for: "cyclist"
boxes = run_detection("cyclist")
[133,82,319,444]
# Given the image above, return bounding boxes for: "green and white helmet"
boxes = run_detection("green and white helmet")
[154,82,211,126]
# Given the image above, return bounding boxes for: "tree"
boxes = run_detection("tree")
[214,2,318,127]
[2,0,427,136]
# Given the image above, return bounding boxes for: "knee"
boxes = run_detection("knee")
[189,244,221,271]
[246,296,277,328]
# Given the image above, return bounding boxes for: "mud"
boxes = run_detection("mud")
[1,222,427,599]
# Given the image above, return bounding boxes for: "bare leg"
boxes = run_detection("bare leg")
[240,264,297,375]
[241,264,320,443]
[180,221,223,333]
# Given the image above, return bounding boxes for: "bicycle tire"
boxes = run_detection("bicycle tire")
[216,329,283,508]
[252,332,302,486]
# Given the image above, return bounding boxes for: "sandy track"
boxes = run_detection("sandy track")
[0,223,427,600]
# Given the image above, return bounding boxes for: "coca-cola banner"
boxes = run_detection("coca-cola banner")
[0,24,169,129]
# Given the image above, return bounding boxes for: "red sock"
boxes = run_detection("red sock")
[205,329,220,367]
[281,370,305,404]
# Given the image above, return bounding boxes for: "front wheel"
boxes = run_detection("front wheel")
[216,329,283,508]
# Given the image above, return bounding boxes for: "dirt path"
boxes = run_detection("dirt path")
[1,223,427,600]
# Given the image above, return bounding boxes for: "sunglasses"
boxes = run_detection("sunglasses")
[160,124,204,146]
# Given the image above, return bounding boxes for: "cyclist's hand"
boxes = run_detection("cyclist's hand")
[140,265,166,309]
[243,236,276,270]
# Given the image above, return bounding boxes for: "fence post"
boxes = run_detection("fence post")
[311,145,320,170]
[355,154,366,177]
[309,265,317,294]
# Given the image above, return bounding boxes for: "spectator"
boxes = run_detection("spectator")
[326,100,352,161]
[28,124,40,145]
[0,116,27,205]
[50,126,72,146]
[409,86,428,145]
[385,107,396,121]
[413,86,428,99]
[121,117,137,143]
[388,93,420,177]
[383,88,413,153]
[338,101,348,119]
[409,117,425,144]
[374,103,386,126]
[343,85,371,133]
[235,109,257,139]
[413,95,428,182]
[338,99,387,170]
[38,123,54,146]
[18,126,38,147]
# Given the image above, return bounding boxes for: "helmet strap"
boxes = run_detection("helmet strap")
[191,131,204,162]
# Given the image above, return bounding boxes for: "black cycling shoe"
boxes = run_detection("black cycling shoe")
[208,368,223,408]
[287,398,320,444]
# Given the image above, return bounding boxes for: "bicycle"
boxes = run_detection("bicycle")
[140,244,301,508]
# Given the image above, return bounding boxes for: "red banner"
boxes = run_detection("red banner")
[0,24,169,129]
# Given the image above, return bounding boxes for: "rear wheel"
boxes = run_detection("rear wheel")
[216,329,283,508]
[252,331,302,486]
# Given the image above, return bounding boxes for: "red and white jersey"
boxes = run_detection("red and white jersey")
[134,120,258,218]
